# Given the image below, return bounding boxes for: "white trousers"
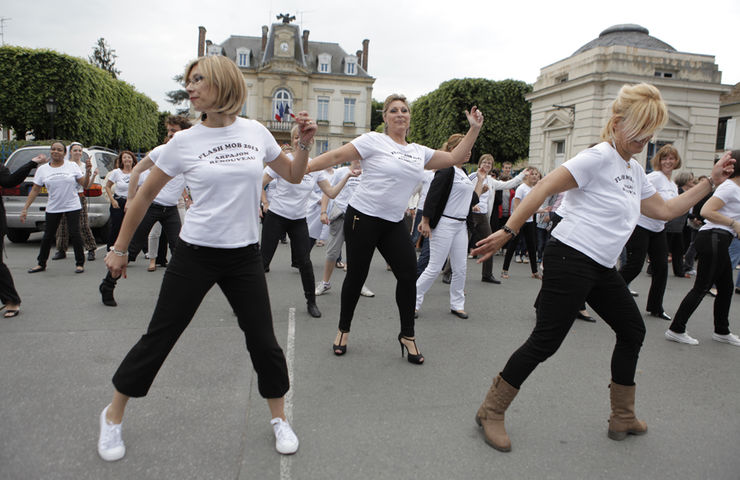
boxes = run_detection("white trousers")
[415,216,468,311]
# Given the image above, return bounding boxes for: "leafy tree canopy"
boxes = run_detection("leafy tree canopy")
[166,74,190,116]
[89,37,120,79]
[370,98,384,131]
[409,78,532,165]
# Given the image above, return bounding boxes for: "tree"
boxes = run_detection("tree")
[409,78,532,165]
[89,37,120,79]
[370,98,384,131]
[165,74,190,115]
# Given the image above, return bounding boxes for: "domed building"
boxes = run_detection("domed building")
[526,24,731,173]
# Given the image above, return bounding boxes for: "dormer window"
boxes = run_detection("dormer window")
[318,53,332,73]
[344,56,357,75]
[236,48,251,67]
[207,44,222,56]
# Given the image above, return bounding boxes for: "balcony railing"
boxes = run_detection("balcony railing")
[267,120,293,132]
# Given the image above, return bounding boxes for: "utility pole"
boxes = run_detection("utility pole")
[0,17,11,45]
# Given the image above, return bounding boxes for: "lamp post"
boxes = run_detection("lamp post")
[45,97,58,139]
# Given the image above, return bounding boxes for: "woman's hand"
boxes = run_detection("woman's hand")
[349,167,362,177]
[294,111,318,145]
[105,250,128,279]
[19,209,27,223]
[85,158,93,172]
[472,229,512,263]
[32,154,49,165]
[465,106,484,130]
[711,151,737,186]
[418,218,431,238]
[732,220,740,238]
[111,200,120,209]
[320,212,329,225]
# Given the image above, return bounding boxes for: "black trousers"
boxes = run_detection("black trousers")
[112,240,289,398]
[666,231,685,276]
[469,212,494,277]
[340,205,416,337]
[37,210,84,267]
[619,226,668,314]
[502,240,645,388]
[0,234,20,305]
[107,196,127,249]
[669,229,734,335]
[260,210,315,299]
[128,203,181,260]
[502,222,537,273]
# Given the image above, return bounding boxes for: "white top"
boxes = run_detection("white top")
[552,142,656,268]
[700,180,740,235]
[513,183,534,223]
[636,171,678,232]
[155,117,282,248]
[108,169,132,198]
[349,132,435,222]
[33,162,83,213]
[484,171,527,216]
[142,144,187,207]
[441,167,475,219]
[264,159,329,220]
[469,172,490,214]
[331,166,362,214]
[416,170,435,211]
[265,178,278,203]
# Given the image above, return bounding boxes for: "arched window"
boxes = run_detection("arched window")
[272,88,293,122]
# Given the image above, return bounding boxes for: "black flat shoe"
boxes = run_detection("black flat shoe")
[333,331,347,356]
[28,266,45,274]
[51,251,66,260]
[307,302,321,318]
[398,334,424,364]
[450,309,469,319]
[87,250,96,261]
[414,310,419,319]
[481,275,501,284]
[442,273,451,284]
[649,311,672,321]
[576,312,596,323]
[4,309,19,318]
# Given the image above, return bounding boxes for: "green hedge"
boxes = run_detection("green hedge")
[0,46,160,150]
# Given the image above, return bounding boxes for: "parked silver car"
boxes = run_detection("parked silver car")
[1,145,118,243]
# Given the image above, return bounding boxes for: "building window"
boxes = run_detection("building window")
[207,44,221,56]
[654,70,675,78]
[318,53,332,73]
[317,96,329,122]
[645,141,669,172]
[556,75,568,83]
[717,116,730,150]
[344,56,357,75]
[316,140,329,154]
[236,48,250,67]
[273,88,293,122]
[343,98,356,124]
[553,140,565,166]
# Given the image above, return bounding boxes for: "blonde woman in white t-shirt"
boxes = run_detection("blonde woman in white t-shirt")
[470,83,735,453]
[306,94,484,364]
[96,55,317,461]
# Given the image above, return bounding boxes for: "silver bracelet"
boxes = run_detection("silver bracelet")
[111,248,128,257]
[298,140,313,151]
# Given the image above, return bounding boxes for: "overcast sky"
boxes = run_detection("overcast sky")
[3,0,738,111]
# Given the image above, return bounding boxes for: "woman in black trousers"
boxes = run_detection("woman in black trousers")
[0,152,48,316]
[501,169,542,279]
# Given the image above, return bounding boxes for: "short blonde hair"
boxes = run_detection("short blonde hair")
[442,133,464,152]
[651,144,682,171]
[601,83,667,143]
[382,94,410,134]
[478,153,494,168]
[185,56,246,116]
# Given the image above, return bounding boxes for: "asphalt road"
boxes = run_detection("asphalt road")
[0,233,738,480]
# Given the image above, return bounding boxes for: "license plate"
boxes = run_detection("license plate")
[40,187,48,194]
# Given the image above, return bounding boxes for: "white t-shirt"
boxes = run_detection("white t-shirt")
[264,160,329,220]
[144,144,187,207]
[416,170,435,211]
[33,162,82,213]
[636,171,678,232]
[108,169,131,198]
[349,132,435,222]
[469,172,490,214]
[155,117,281,248]
[442,167,475,219]
[513,183,534,223]
[552,142,656,268]
[700,180,740,235]
[331,166,362,214]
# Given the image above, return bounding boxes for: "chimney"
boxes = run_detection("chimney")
[356,50,363,67]
[361,39,369,71]
[261,25,269,52]
[198,26,206,57]
[302,30,310,56]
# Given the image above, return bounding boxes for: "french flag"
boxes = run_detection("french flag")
[275,103,296,122]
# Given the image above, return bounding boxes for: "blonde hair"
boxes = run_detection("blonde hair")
[601,83,667,143]
[478,153,494,168]
[442,133,464,152]
[651,144,682,171]
[185,56,246,116]
[382,94,410,134]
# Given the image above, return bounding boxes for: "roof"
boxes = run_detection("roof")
[572,24,676,56]
[720,82,740,105]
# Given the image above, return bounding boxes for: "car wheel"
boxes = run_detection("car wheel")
[6,229,31,243]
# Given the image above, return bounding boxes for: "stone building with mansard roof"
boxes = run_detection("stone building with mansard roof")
[196,17,375,152]
[526,24,731,174]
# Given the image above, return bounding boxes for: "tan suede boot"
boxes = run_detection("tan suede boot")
[607,381,647,440]
[475,374,519,452]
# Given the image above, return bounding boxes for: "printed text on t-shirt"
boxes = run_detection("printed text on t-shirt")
[198,142,261,164]
[389,151,423,164]
[613,174,636,196]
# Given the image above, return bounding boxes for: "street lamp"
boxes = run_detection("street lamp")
[45,97,58,139]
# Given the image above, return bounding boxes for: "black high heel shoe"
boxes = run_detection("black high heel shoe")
[333,331,347,356]
[398,334,424,365]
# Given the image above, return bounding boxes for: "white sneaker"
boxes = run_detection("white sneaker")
[712,332,740,346]
[360,285,375,297]
[522,256,529,264]
[664,329,699,345]
[315,281,330,296]
[98,405,125,461]
[515,255,522,263]
[271,417,299,455]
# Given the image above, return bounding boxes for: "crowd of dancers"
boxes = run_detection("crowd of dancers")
[0,55,737,462]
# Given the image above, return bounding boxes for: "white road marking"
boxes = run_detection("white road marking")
[280,307,296,480]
